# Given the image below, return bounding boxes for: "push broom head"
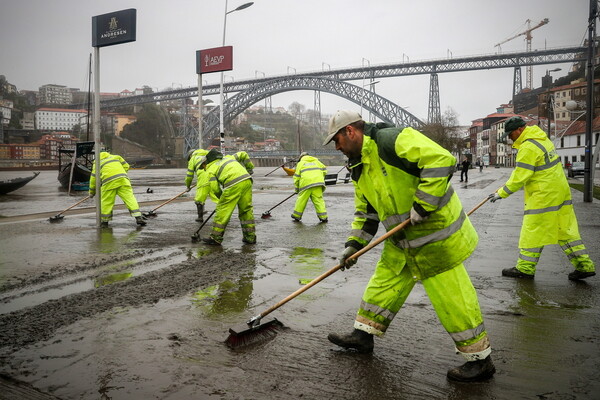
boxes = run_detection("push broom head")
[48,215,64,223]
[260,211,272,219]
[143,211,157,218]
[225,318,284,348]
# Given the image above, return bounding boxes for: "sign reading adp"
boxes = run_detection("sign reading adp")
[196,46,233,74]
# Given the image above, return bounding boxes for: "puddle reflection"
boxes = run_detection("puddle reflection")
[94,271,133,288]
[290,247,327,284]
[191,252,257,316]
[92,228,140,254]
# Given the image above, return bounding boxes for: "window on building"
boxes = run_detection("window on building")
[580,155,585,162]
[575,89,580,95]
[564,156,568,165]
[572,156,577,163]
[560,137,564,148]
[596,132,599,145]
[577,135,581,146]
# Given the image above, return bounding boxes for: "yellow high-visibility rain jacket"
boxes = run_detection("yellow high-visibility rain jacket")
[89,152,131,195]
[195,153,253,203]
[497,124,581,248]
[185,149,210,188]
[293,155,327,193]
[233,151,255,175]
[347,123,477,280]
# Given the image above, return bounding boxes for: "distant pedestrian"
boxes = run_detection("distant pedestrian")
[324,110,495,382]
[291,152,328,223]
[489,116,595,281]
[89,151,146,228]
[479,160,483,172]
[460,156,471,182]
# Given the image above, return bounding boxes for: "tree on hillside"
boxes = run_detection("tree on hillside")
[420,108,465,157]
[288,102,305,119]
[120,103,178,156]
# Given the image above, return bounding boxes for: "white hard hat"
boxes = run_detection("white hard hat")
[323,110,362,145]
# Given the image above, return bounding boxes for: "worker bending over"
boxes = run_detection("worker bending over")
[89,151,146,228]
[291,152,328,223]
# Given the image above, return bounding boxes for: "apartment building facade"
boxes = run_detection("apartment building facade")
[35,108,87,131]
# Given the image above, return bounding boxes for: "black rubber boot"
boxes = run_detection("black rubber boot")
[568,270,596,281]
[195,203,204,222]
[447,355,496,382]
[202,237,222,246]
[100,221,109,228]
[502,267,534,279]
[328,329,374,353]
[135,216,147,226]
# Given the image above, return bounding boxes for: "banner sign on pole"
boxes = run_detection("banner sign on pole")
[92,8,137,48]
[196,46,233,74]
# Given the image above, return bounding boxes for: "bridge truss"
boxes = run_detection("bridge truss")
[90,46,586,151]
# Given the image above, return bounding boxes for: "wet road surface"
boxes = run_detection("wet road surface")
[0,167,599,399]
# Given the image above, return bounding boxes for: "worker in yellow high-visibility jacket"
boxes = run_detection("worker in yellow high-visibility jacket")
[489,116,595,281]
[324,110,494,383]
[185,149,218,222]
[89,151,146,227]
[195,149,256,245]
[291,152,328,223]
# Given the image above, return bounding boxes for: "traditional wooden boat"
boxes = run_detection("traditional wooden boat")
[0,172,40,195]
[58,141,94,191]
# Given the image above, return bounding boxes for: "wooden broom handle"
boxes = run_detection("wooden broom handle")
[258,196,490,319]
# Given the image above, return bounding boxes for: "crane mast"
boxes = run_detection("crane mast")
[495,18,549,90]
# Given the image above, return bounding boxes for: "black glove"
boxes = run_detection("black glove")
[339,246,359,270]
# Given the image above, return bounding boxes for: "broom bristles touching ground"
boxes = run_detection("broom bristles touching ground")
[225,319,283,348]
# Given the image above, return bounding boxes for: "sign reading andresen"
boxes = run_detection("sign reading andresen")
[92,8,136,48]
[196,46,233,74]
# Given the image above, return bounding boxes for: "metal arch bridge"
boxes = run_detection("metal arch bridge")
[197,76,424,150]
[92,46,586,149]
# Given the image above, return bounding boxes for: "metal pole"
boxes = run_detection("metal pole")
[93,47,102,226]
[584,0,597,202]
[219,0,228,154]
[197,74,203,149]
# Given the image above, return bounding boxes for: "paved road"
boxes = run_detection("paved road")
[0,166,598,399]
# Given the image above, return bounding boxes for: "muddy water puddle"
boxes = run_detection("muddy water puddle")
[0,249,188,315]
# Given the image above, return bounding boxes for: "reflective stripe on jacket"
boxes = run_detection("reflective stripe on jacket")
[234,151,255,174]
[497,124,580,247]
[195,155,252,203]
[89,152,130,195]
[293,155,327,193]
[346,123,478,279]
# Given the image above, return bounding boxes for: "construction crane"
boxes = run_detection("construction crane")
[495,18,549,90]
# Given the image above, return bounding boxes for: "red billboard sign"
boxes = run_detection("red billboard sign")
[196,46,233,74]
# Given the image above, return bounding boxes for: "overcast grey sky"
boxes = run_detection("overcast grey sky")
[0,0,591,126]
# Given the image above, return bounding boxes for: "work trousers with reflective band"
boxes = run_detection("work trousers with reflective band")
[210,179,255,243]
[291,186,327,221]
[515,239,595,275]
[100,184,142,222]
[354,241,488,350]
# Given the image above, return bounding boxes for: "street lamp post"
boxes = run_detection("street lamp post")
[219,0,253,154]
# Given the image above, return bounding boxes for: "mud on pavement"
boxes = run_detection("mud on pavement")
[1,168,599,399]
